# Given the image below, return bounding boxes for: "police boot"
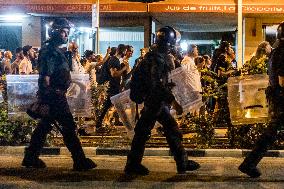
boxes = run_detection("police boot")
[124,155,149,176]
[71,147,97,171]
[63,128,97,171]
[239,150,262,178]
[238,162,261,178]
[73,157,97,171]
[238,127,278,178]
[22,149,46,168]
[176,152,200,174]
[124,162,149,176]
[238,144,265,178]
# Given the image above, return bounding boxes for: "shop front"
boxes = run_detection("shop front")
[0,0,151,64]
[1,0,284,63]
[1,0,284,148]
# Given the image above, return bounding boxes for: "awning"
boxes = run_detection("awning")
[1,0,284,14]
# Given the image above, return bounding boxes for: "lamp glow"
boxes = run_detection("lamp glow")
[0,14,28,21]
[180,41,188,52]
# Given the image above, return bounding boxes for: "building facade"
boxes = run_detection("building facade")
[0,0,284,64]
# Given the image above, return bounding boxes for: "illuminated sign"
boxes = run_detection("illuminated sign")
[149,4,284,13]
[149,4,236,13]
[243,5,284,13]
[0,4,91,13]
[99,3,146,12]
[0,3,147,13]
[0,3,284,13]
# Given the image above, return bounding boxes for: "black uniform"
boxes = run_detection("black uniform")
[23,42,93,170]
[125,47,198,174]
[239,41,284,177]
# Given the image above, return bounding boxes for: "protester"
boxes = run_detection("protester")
[203,54,212,69]
[181,44,202,92]
[242,41,272,75]
[121,45,133,90]
[19,45,34,74]
[11,47,24,75]
[133,47,148,71]
[194,56,205,71]
[1,51,13,74]
[68,41,85,74]
[94,44,128,131]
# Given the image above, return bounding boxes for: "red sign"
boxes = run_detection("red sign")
[1,3,284,14]
[0,4,91,13]
[149,4,284,13]
[100,3,147,12]
[0,3,147,13]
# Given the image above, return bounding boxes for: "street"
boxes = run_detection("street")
[0,155,283,188]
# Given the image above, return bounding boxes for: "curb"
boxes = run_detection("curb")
[1,146,284,157]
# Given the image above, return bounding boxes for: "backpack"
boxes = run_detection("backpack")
[129,53,152,104]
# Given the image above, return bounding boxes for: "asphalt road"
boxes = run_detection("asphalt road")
[0,155,284,189]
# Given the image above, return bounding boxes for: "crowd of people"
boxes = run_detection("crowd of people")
[0,45,37,75]
[0,25,273,134]
[1,17,282,178]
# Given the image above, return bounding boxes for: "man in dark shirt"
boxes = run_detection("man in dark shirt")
[213,41,239,147]
[22,18,96,171]
[133,48,147,71]
[214,41,236,81]
[239,22,284,178]
[95,44,128,130]
[124,26,200,176]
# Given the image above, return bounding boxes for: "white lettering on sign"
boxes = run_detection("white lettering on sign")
[66,5,91,12]
[243,5,284,13]
[100,5,112,11]
[165,5,180,11]
[161,4,236,13]
[26,5,55,12]
[152,4,284,13]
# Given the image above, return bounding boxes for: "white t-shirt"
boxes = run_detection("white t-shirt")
[19,57,33,75]
[181,55,202,92]
[84,60,97,83]
[71,57,85,74]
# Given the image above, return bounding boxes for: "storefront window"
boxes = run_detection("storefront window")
[263,24,278,46]
[0,23,22,55]
[98,27,144,67]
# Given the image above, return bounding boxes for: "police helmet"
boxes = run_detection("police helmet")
[48,18,72,43]
[155,26,180,47]
[277,21,284,40]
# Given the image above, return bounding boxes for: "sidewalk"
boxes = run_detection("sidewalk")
[1,146,284,157]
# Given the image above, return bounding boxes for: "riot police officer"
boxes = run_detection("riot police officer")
[239,21,284,178]
[124,26,200,175]
[22,18,96,171]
